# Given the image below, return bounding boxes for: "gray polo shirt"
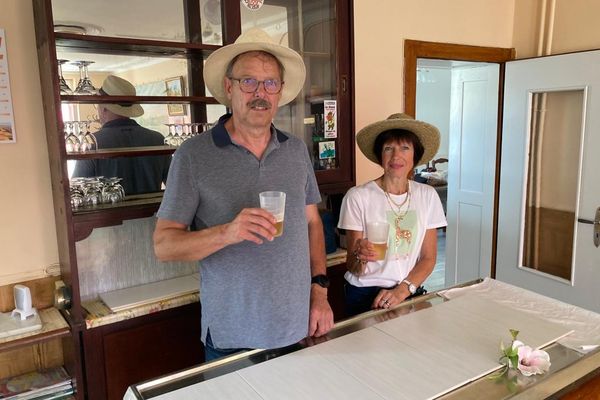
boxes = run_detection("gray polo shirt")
[157,114,321,349]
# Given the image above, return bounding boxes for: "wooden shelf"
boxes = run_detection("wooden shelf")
[303,51,331,58]
[60,95,219,104]
[66,145,176,160]
[55,32,221,58]
[72,193,163,242]
[0,308,70,352]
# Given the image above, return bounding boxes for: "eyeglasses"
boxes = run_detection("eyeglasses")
[228,77,284,94]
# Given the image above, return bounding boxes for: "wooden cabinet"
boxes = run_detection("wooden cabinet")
[83,303,202,400]
[32,0,354,398]
[0,278,73,395]
[327,262,348,322]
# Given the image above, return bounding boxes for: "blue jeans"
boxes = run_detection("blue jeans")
[204,329,251,362]
[344,283,427,317]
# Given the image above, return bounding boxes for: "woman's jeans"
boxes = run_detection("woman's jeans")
[344,283,427,317]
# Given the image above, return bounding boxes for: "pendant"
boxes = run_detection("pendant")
[394,217,412,246]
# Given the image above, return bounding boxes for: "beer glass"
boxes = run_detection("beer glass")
[259,191,286,237]
[366,221,389,260]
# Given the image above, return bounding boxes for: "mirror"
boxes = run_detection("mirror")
[522,89,585,280]
[52,0,223,44]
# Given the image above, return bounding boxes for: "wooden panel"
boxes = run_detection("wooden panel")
[83,303,203,400]
[60,95,218,104]
[523,206,574,280]
[0,337,64,380]
[327,262,347,321]
[561,371,600,399]
[0,276,60,312]
[55,33,220,57]
[403,40,515,118]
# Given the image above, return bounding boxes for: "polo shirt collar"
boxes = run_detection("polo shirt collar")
[211,113,289,148]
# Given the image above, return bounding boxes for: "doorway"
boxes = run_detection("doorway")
[404,40,515,290]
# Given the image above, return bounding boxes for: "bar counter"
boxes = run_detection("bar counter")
[124,278,600,399]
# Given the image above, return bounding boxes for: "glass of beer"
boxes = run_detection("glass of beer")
[259,191,286,237]
[366,221,389,260]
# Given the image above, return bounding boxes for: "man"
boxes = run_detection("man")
[154,28,334,361]
[72,75,171,195]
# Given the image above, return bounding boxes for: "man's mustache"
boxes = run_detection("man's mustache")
[247,98,272,109]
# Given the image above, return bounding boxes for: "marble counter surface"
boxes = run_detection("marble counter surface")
[125,279,600,400]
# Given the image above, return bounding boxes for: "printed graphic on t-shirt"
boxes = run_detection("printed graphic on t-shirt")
[385,210,419,258]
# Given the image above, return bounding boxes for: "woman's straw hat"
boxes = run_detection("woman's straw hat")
[356,113,440,167]
[99,75,144,118]
[203,28,306,107]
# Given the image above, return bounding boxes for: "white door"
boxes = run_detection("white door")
[497,50,600,312]
[445,64,499,285]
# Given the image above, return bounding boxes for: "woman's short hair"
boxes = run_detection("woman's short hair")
[373,129,425,166]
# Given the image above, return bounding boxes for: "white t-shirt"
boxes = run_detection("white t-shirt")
[338,180,447,288]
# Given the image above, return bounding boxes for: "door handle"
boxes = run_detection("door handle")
[577,206,600,247]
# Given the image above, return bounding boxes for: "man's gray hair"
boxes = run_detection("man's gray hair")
[225,51,285,80]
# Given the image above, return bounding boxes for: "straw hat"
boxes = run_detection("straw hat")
[100,75,144,118]
[203,28,306,107]
[356,113,440,167]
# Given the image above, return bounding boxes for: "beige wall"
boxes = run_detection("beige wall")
[353,0,516,184]
[0,0,59,285]
[2,0,600,284]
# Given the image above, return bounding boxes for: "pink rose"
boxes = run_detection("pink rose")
[516,345,551,376]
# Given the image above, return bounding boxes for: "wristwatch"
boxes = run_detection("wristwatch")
[311,274,330,288]
[402,279,417,295]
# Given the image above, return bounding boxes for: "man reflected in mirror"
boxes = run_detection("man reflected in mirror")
[72,75,171,195]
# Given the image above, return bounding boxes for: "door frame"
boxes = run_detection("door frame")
[403,39,515,278]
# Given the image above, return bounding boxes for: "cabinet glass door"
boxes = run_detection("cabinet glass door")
[239,0,353,187]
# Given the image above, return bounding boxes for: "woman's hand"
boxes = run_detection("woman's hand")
[372,285,411,310]
[348,238,377,275]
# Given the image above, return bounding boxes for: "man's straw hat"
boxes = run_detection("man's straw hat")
[203,28,306,107]
[99,75,144,118]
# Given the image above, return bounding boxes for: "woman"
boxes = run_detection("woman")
[338,113,447,317]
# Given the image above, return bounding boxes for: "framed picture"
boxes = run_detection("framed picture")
[0,29,17,143]
[165,76,186,116]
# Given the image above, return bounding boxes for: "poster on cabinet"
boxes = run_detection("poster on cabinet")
[0,29,16,143]
[323,99,337,138]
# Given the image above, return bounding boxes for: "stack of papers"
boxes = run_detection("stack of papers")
[0,366,73,399]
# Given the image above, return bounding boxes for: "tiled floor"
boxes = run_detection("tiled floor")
[423,229,446,292]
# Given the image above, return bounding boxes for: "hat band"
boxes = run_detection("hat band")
[99,88,133,107]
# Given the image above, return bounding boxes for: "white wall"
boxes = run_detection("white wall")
[353,0,516,184]
[3,0,600,284]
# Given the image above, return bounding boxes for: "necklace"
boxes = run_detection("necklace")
[383,181,412,246]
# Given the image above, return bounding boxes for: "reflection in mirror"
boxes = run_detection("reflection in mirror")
[52,0,186,42]
[239,0,339,171]
[522,90,584,281]
[53,0,223,44]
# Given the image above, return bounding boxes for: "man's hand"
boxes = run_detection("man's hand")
[308,286,334,337]
[222,208,277,245]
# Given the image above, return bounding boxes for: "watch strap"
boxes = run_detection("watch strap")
[402,279,417,294]
[311,274,330,288]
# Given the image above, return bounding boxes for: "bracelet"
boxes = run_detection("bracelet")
[352,248,365,266]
